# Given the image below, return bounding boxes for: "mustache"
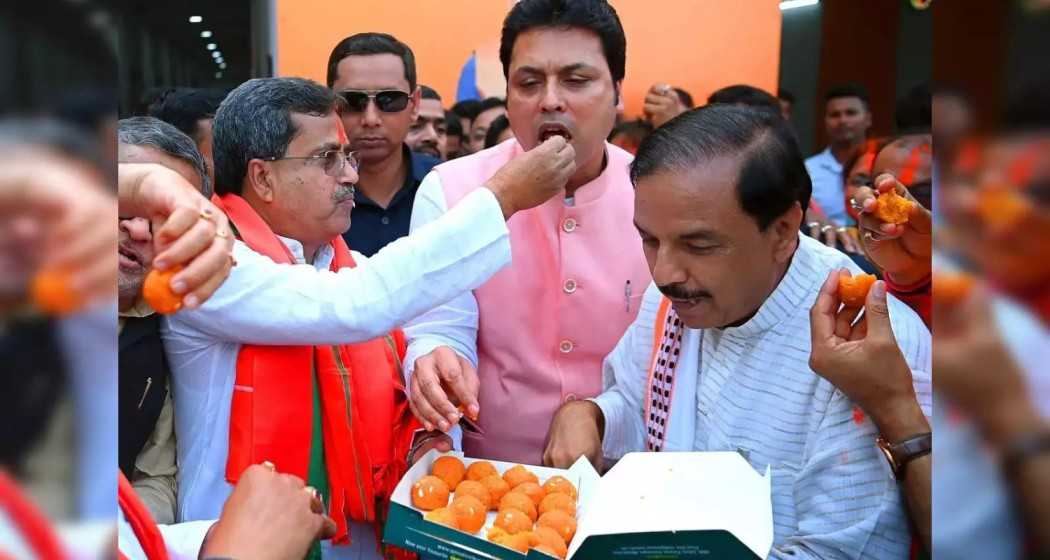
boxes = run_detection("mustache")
[658,283,710,301]
[332,184,356,203]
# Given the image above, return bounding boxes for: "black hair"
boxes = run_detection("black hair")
[326,33,417,90]
[118,116,211,197]
[1002,77,1050,132]
[895,83,931,134]
[673,87,695,109]
[777,88,795,104]
[212,77,339,195]
[147,88,227,142]
[445,110,465,138]
[450,99,482,122]
[707,84,781,116]
[484,114,513,148]
[500,0,626,97]
[420,85,442,101]
[631,105,811,230]
[608,118,653,144]
[825,82,870,108]
[477,97,506,115]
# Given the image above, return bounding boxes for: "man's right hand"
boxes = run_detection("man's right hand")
[409,346,480,432]
[121,163,235,309]
[642,83,687,129]
[542,400,604,470]
[199,463,336,560]
[484,136,576,219]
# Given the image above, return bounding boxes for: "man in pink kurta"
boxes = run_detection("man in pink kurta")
[403,0,650,464]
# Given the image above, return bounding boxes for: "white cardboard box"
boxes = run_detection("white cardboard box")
[383,450,772,559]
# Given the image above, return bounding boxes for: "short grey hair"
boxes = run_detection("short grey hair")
[118,116,211,197]
[212,77,339,196]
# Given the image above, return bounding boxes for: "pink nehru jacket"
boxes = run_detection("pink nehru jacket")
[435,139,651,464]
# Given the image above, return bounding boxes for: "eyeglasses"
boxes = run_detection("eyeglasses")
[263,146,359,176]
[340,90,411,113]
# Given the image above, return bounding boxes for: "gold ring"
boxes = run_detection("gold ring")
[200,207,215,221]
[261,460,276,471]
[215,229,229,239]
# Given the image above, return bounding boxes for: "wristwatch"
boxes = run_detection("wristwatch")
[877,432,931,479]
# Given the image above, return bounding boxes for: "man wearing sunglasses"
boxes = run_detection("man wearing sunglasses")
[326,33,441,257]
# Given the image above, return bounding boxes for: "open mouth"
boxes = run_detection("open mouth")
[538,123,572,143]
[119,245,144,270]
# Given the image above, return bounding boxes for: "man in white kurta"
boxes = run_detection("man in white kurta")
[594,235,931,558]
[543,105,931,559]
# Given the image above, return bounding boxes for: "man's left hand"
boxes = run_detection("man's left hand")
[809,268,924,436]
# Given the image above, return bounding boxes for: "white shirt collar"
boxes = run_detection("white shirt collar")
[722,234,819,338]
[274,234,335,270]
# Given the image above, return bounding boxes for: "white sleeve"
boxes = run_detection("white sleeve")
[166,183,508,347]
[159,520,215,559]
[402,172,483,390]
[590,288,658,459]
[118,509,214,560]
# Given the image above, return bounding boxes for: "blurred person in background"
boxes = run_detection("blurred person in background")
[607,117,652,155]
[466,97,507,153]
[932,86,975,172]
[930,81,1050,560]
[327,33,442,257]
[806,83,873,227]
[482,114,514,149]
[0,123,232,556]
[777,87,795,121]
[116,116,210,526]
[405,85,447,160]
[147,87,227,188]
[0,120,117,536]
[443,110,467,160]
[707,83,781,116]
[449,99,482,144]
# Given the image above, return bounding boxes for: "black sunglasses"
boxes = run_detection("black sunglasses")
[340,90,411,113]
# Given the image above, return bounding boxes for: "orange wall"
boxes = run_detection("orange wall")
[276,0,781,118]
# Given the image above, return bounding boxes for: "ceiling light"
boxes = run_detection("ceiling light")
[780,0,819,10]
[206,43,216,50]
[212,51,220,59]
[200,30,212,38]
[219,63,227,69]
[188,15,202,23]
[215,72,223,79]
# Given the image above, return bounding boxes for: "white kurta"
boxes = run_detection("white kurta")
[162,188,510,559]
[594,235,932,559]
